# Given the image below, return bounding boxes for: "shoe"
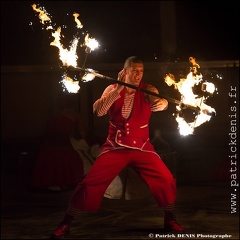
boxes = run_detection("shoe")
[164,213,184,232]
[51,223,70,239]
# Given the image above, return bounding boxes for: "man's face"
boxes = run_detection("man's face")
[125,63,144,87]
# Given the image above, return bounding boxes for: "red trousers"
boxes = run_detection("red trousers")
[68,149,176,213]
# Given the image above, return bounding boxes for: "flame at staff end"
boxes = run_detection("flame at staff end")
[164,57,217,136]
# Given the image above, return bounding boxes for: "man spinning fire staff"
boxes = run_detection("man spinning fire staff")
[51,56,184,239]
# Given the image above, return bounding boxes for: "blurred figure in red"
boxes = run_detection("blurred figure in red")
[31,92,86,191]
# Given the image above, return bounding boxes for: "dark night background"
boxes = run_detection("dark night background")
[1,1,239,66]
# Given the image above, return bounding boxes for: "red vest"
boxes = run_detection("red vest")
[100,82,156,155]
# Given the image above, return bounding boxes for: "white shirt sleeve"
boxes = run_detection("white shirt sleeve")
[93,85,121,116]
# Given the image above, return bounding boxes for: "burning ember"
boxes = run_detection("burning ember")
[31,3,99,93]
[164,57,217,136]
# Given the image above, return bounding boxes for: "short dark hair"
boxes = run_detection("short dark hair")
[123,56,143,68]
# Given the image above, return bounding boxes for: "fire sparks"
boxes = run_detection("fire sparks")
[31,4,51,24]
[32,3,99,93]
[61,74,80,93]
[84,34,99,51]
[165,57,217,136]
[81,68,96,81]
[73,13,83,29]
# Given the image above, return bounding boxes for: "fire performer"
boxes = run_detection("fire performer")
[51,56,184,239]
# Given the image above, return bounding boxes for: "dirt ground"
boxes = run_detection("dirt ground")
[1,170,239,239]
